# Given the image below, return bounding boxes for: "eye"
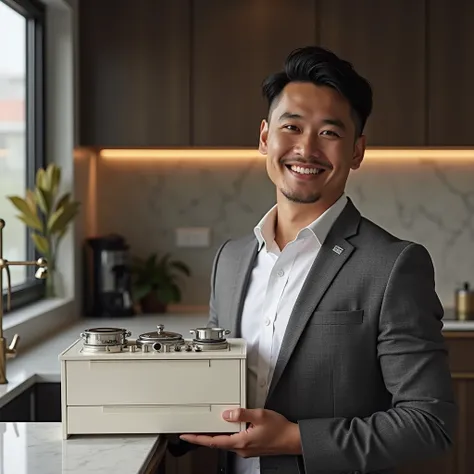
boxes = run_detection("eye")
[321,130,340,137]
[283,124,300,132]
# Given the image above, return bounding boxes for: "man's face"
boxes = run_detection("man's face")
[259,82,366,207]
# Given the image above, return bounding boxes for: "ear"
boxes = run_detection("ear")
[351,135,366,170]
[258,120,269,155]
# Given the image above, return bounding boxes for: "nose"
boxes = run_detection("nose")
[294,131,321,160]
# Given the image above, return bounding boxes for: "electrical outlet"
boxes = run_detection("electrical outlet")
[176,227,211,248]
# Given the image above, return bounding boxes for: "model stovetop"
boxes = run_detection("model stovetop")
[59,324,246,361]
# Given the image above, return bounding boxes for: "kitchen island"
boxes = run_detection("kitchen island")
[0,422,166,474]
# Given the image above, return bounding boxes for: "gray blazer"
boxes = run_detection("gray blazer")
[208,198,456,474]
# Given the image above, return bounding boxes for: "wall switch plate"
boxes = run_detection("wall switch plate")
[176,227,211,248]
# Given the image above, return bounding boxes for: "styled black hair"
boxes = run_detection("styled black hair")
[262,46,373,137]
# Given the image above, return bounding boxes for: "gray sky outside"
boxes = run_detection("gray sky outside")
[0,1,27,288]
[0,2,25,77]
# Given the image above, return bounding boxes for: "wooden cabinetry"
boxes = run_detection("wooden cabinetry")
[318,0,426,146]
[398,332,474,474]
[79,0,191,147]
[78,0,474,148]
[191,0,316,147]
[427,0,474,146]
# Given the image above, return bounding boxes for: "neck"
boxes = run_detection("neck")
[274,194,342,250]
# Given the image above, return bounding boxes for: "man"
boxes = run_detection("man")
[177,46,456,474]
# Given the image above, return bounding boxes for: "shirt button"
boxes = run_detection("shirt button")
[259,379,266,388]
[276,269,284,277]
[265,318,271,326]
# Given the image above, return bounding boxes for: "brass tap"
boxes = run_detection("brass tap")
[0,218,48,384]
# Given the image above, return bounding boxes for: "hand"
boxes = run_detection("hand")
[179,408,302,458]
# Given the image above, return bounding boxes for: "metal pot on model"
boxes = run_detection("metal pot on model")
[80,327,131,346]
[135,324,186,353]
[190,327,230,342]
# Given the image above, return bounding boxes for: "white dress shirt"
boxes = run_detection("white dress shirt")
[234,193,348,474]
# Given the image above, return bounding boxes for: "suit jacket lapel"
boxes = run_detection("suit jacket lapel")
[267,198,361,399]
[229,237,258,337]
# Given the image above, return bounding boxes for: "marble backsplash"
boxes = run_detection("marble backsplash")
[79,151,474,309]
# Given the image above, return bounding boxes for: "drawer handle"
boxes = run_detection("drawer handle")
[102,405,211,414]
[88,360,211,368]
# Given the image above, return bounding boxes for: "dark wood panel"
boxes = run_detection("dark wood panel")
[0,387,32,422]
[34,383,61,422]
[192,0,317,147]
[428,0,474,146]
[318,0,426,146]
[79,0,190,147]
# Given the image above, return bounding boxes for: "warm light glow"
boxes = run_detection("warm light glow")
[99,148,474,163]
[100,148,263,160]
[0,149,7,158]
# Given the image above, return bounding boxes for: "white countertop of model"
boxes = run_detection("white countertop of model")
[0,422,164,474]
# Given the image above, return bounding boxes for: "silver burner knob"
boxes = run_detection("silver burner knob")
[143,345,150,353]
[193,345,202,352]
[129,345,136,353]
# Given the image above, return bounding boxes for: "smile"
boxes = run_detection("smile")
[286,164,326,176]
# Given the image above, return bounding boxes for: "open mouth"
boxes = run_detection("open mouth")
[285,164,327,176]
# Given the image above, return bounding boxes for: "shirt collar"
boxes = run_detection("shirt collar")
[253,193,348,251]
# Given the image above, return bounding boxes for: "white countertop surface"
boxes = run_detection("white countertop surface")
[0,422,162,474]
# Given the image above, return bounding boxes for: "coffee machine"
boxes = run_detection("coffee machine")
[83,234,134,317]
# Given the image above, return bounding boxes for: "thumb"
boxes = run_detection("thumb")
[222,408,261,423]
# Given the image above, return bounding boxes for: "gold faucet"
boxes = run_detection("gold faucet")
[0,218,48,384]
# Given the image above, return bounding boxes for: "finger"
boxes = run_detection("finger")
[180,433,244,450]
[223,408,264,424]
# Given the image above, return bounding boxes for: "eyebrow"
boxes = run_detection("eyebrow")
[278,113,347,131]
[278,112,303,121]
[322,118,346,131]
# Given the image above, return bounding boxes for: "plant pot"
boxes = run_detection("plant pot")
[140,292,168,314]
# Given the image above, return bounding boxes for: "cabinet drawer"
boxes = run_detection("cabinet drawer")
[66,359,241,405]
[67,405,244,434]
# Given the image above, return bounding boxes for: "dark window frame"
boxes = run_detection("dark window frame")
[1,0,46,312]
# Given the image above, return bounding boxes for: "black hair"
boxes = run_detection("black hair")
[262,46,373,137]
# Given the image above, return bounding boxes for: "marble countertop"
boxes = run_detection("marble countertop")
[0,422,165,474]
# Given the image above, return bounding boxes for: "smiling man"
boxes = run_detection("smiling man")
[178,46,456,474]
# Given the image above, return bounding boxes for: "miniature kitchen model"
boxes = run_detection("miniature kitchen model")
[59,324,247,439]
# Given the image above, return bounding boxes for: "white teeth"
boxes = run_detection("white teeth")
[290,165,323,175]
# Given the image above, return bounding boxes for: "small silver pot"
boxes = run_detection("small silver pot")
[136,324,185,352]
[80,327,131,346]
[190,327,230,341]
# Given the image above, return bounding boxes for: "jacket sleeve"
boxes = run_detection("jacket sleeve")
[298,242,457,473]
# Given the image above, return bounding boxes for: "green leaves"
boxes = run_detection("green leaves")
[47,201,80,235]
[131,252,191,306]
[8,196,43,231]
[31,233,49,255]
[6,163,81,261]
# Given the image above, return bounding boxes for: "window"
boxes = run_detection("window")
[0,0,45,311]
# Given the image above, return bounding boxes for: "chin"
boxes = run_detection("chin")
[281,189,322,204]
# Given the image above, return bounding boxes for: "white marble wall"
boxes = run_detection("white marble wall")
[80,152,474,308]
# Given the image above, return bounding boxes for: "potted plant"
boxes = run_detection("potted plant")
[131,252,191,313]
[7,163,81,297]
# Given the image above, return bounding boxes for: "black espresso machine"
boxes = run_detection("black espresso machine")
[83,234,134,317]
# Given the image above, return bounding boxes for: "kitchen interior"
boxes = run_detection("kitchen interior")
[1,0,474,473]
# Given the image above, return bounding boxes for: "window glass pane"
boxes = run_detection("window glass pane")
[0,2,27,290]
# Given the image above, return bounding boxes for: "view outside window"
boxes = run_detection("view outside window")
[0,1,27,289]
